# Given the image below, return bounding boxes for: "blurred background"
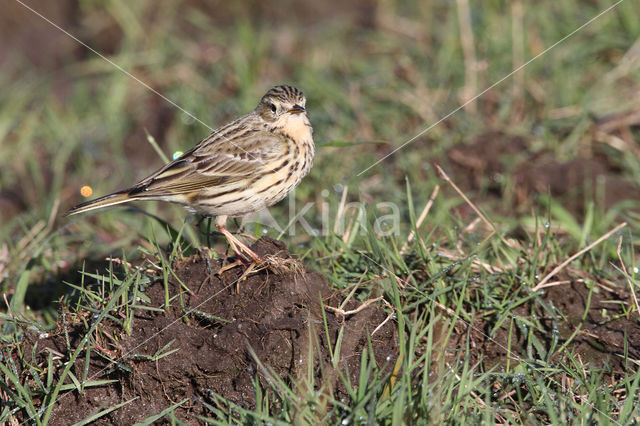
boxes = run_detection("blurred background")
[1,0,640,313]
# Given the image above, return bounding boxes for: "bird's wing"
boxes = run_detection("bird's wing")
[128,130,284,197]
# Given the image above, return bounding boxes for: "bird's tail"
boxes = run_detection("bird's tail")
[64,191,136,216]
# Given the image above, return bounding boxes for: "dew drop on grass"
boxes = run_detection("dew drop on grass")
[334,183,344,193]
[341,419,349,425]
[533,124,544,136]
[511,374,524,384]
[386,355,392,362]
[544,222,550,228]
[634,267,639,274]
[262,228,268,234]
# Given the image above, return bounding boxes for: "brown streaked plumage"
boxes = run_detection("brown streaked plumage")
[66,85,314,262]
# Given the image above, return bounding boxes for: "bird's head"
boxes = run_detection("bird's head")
[256,85,308,125]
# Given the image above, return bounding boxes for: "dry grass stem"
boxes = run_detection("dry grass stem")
[435,165,509,247]
[325,296,384,317]
[455,0,478,113]
[401,184,440,254]
[533,222,627,291]
[616,235,640,314]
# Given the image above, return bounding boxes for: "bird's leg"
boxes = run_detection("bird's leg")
[215,215,264,264]
[206,216,213,250]
[205,254,213,277]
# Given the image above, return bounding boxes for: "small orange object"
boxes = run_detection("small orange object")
[80,185,93,198]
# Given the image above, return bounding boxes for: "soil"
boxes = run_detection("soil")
[13,238,640,424]
[466,275,640,375]
[20,238,398,424]
[446,130,640,218]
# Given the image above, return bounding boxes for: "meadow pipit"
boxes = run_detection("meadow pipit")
[66,85,314,263]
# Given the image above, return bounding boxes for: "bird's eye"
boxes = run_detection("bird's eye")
[269,103,277,113]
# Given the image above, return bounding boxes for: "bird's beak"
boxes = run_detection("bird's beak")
[288,105,305,115]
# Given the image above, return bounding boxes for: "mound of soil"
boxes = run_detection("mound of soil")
[23,238,397,424]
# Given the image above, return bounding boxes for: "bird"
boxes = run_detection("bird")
[66,85,314,263]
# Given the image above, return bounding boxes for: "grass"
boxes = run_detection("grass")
[2,0,640,423]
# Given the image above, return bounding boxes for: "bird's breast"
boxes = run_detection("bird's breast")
[188,115,314,217]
